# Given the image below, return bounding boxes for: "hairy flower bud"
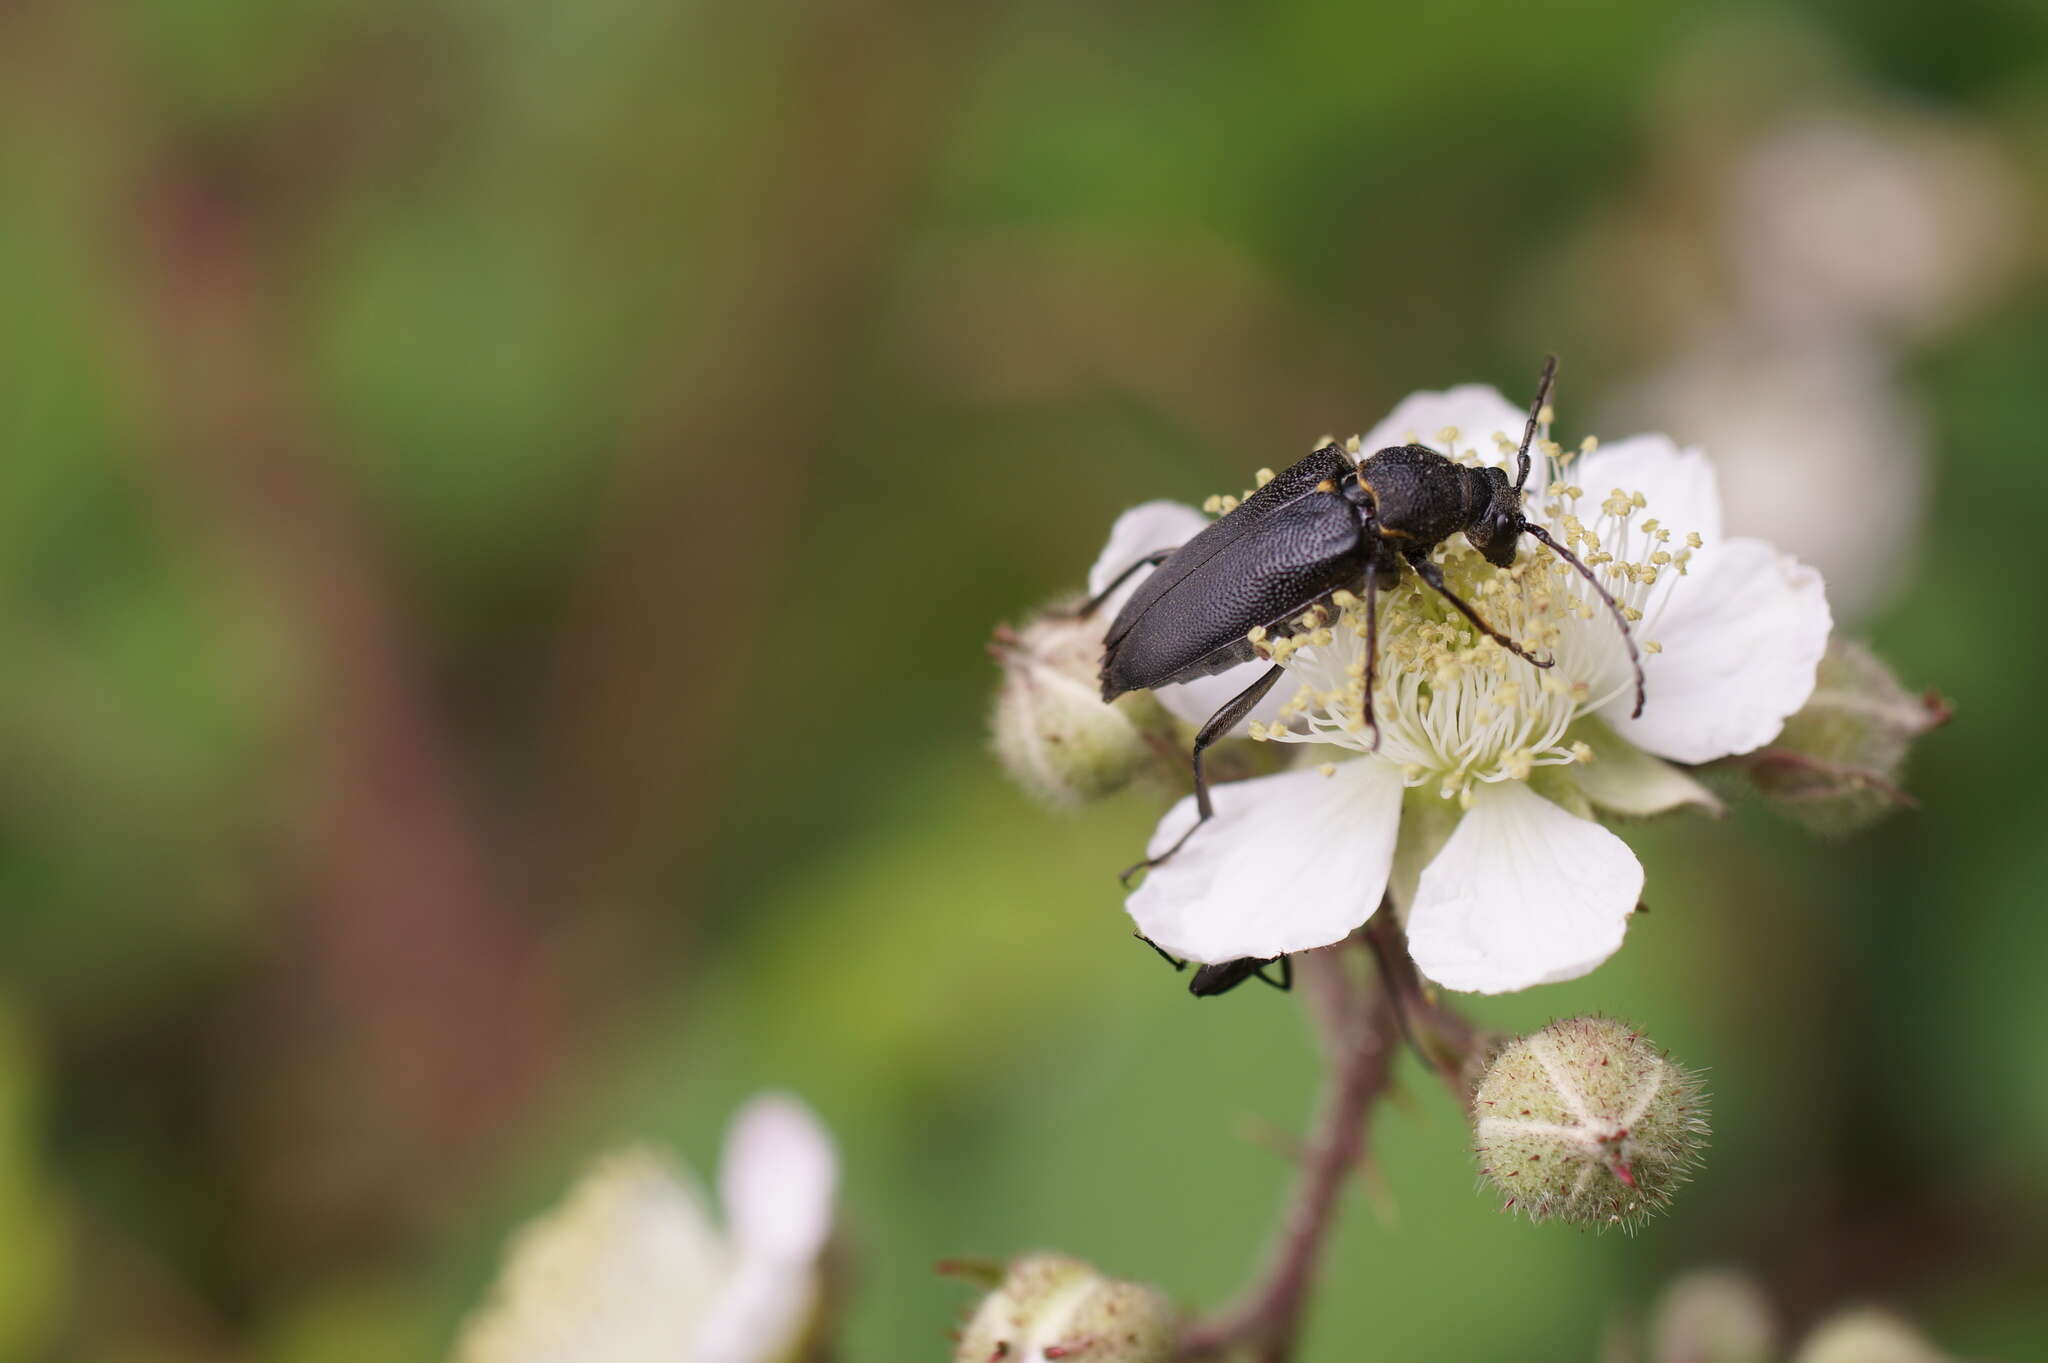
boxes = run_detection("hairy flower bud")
[1729,639,1948,834]
[1792,1310,1955,1363]
[953,1254,1177,1363]
[991,613,1169,806]
[1648,1270,1778,1363]
[1473,1017,1709,1231]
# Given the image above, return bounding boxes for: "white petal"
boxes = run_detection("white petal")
[689,1259,820,1363]
[1604,538,1831,763]
[1407,782,1643,995]
[1128,759,1401,963]
[1087,500,1287,731]
[1359,384,1530,464]
[1569,432,1724,545]
[454,1149,727,1363]
[717,1093,837,1263]
[1567,718,1723,819]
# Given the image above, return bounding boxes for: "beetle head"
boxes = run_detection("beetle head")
[1466,465,1526,568]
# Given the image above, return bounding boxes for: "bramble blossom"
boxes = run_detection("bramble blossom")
[1091,384,1831,993]
[456,1094,837,1363]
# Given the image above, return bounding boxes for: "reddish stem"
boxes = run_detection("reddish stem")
[1176,941,1401,1362]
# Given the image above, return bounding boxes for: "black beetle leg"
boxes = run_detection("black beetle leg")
[1361,565,1381,751]
[1067,547,1177,618]
[1404,550,1554,670]
[1134,933,1188,972]
[1119,663,1287,885]
[1255,955,1294,991]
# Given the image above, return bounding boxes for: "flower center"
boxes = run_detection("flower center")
[1245,433,1701,802]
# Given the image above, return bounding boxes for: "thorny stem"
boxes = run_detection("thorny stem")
[1364,912,1486,1112]
[1175,937,1401,1362]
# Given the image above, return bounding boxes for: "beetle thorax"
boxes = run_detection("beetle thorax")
[1358,444,1491,546]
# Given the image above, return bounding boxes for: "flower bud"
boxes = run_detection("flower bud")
[990,613,1170,806]
[1648,1270,1778,1363]
[1472,1018,1709,1231]
[953,1253,1178,1363]
[1731,639,1947,835]
[1792,1310,1954,1363]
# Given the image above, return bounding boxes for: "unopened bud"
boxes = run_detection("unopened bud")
[1648,1270,1778,1363]
[953,1254,1177,1363]
[1473,1018,1709,1231]
[991,613,1169,806]
[1792,1309,1955,1363]
[1731,640,1948,834]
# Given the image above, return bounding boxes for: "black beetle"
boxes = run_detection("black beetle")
[1089,357,1643,880]
[1138,935,1291,996]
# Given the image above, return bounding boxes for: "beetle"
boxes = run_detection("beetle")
[1088,357,1643,880]
[1138,935,1291,997]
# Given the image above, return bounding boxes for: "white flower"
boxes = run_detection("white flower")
[456,1094,837,1363]
[1097,385,1831,993]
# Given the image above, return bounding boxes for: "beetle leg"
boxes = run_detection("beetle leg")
[1134,932,1189,972]
[1361,565,1381,752]
[1118,663,1286,885]
[1255,955,1294,992]
[1068,547,1177,618]
[1403,549,1554,670]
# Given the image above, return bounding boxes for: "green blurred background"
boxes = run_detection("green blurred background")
[1,1,2044,1359]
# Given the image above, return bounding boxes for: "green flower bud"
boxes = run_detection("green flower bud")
[953,1254,1178,1363]
[1473,1018,1709,1232]
[1792,1310,1956,1363]
[990,614,1169,806]
[1648,1270,1778,1363]
[1730,640,1948,835]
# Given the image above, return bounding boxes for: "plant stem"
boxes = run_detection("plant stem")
[1364,911,1485,1111]
[1176,938,1401,1362]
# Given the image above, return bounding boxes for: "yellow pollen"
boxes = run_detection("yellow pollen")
[1318,763,1337,777]
[1644,640,1663,654]
[1570,741,1596,764]
[1255,467,1276,487]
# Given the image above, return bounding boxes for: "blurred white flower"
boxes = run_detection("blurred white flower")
[1603,328,1925,620]
[456,1094,837,1363]
[1098,385,1830,993]
[1722,110,2020,343]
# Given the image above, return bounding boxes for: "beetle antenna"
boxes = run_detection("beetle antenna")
[1522,522,1646,718]
[1513,354,1558,494]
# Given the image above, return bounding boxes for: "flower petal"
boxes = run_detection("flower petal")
[718,1093,836,1263]
[1604,538,1832,763]
[692,1095,838,1363]
[1407,782,1644,994]
[1566,718,1724,818]
[1128,759,1401,963]
[689,1260,821,1363]
[1568,432,1725,545]
[1359,384,1529,464]
[454,1149,726,1363]
[1087,500,1287,731]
